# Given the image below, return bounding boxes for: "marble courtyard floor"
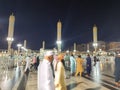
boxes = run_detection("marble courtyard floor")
[0,60,119,90]
[25,61,120,90]
[0,66,24,90]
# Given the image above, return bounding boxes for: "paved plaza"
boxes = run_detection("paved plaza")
[0,58,119,90]
[0,66,25,90]
[26,60,120,90]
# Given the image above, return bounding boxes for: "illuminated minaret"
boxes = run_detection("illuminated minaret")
[7,13,15,53]
[56,20,62,52]
[24,40,27,48]
[42,41,45,50]
[74,43,76,52]
[93,24,98,52]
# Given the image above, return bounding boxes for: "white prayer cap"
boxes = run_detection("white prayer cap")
[44,51,53,56]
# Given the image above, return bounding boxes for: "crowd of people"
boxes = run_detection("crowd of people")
[37,51,94,90]
[22,51,120,89]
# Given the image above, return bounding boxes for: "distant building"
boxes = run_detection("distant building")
[69,41,106,52]
[87,41,106,52]
[107,42,120,52]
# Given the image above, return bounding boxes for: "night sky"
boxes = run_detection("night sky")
[0,0,120,50]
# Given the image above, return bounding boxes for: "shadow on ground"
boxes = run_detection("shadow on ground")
[67,82,84,90]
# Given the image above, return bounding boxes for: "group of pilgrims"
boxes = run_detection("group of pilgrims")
[37,51,98,90]
[23,51,120,90]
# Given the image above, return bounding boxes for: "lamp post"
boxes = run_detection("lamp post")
[17,44,22,54]
[56,40,62,52]
[87,43,90,53]
[66,50,69,54]
[7,13,15,54]
[7,37,14,53]
[93,43,98,53]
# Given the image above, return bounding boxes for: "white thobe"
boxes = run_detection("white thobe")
[24,56,31,72]
[38,59,55,90]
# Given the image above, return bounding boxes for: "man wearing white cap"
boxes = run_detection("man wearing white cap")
[38,51,55,90]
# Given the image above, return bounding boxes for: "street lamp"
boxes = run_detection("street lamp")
[87,50,90,53]
[93,42,98,53]
[7,37,14,53]
[66,50,69,53]
[56,40,62,52]
[17,43,22,54]
[73,50,76,52]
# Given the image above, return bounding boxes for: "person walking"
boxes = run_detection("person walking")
[24,55,31,76]
[114,53,120,87]
[36,55,40,70]
[54,54,67,90]
[93,56,97,66]
[86,54,92,77]
[64,53,70,70]
[75,55,84,77]
[38,51,55,90]
[70,54,76,76]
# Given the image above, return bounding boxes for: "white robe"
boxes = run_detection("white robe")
[38,59,55,90]
[24,56,31,72]
[54,61,66,90]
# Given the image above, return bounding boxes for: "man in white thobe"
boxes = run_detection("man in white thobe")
[38,51,55,90]
[24,56,31,74]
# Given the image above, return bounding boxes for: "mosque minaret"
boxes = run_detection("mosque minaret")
[56,20,62,52]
